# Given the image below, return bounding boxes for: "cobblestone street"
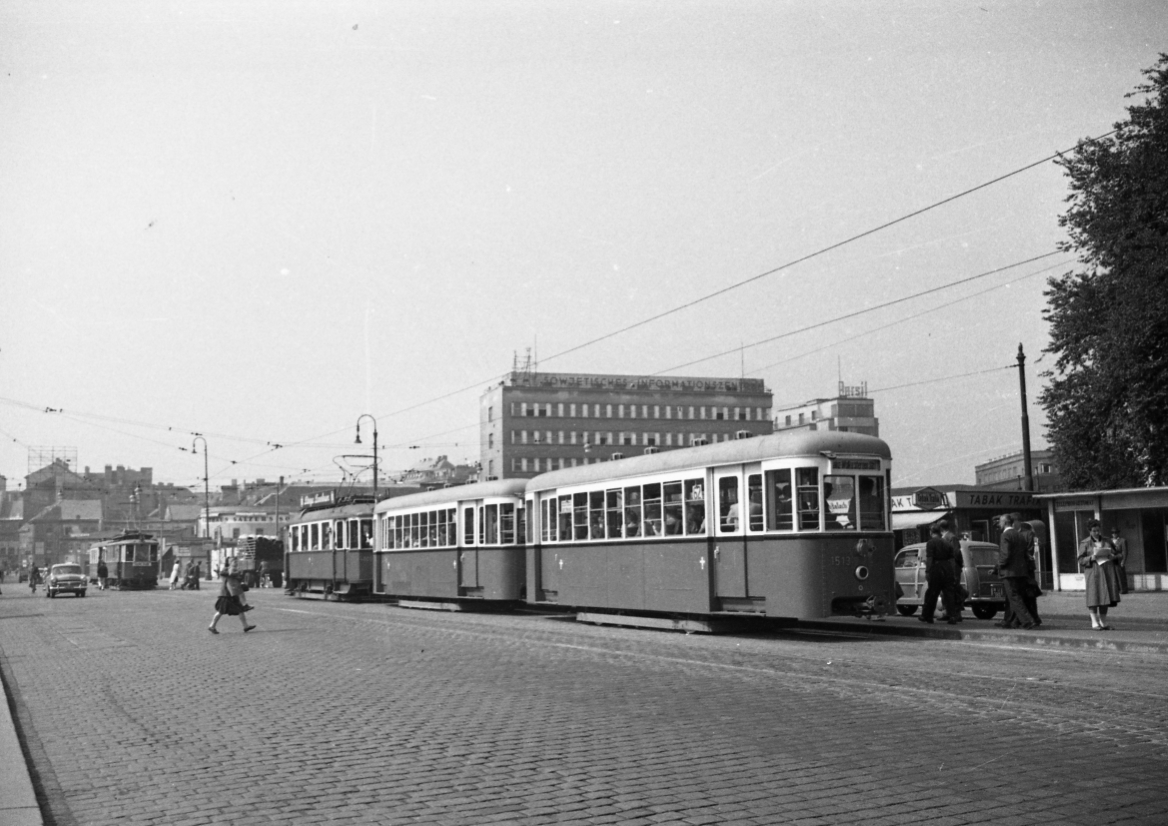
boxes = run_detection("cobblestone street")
[3,587,1167,826]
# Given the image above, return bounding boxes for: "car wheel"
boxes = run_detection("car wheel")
[78,591,86,597]
[972,605,998,620]
[896,604,918,616]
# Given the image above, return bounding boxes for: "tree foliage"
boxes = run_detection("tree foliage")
[1041,55,1168,489]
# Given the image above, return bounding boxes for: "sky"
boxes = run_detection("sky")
[2,0,1166,493]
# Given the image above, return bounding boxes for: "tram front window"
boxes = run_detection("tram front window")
[823,475,856,530]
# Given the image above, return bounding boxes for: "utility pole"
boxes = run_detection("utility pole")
[1017,344,1035,492]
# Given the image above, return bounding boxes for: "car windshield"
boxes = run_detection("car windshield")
[53,565,83,575]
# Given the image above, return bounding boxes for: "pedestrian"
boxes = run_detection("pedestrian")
[97,559,108,591]
[940,519,964,622]
[168,558,182,590]
[1109,526,1129,594]
[259,559,270,588]
[29,565,39,594]
[996,513,1037,629]
[1017,517,1043,627]
[919,524,960,625]
[209,567,256,634]
[1077,519,1122,630]
[192,561,201,590]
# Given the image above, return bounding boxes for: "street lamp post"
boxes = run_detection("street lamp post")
[192,435,210,539]
[1016,344,1035,492]
[355,414,379,594]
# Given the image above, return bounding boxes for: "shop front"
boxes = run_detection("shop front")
[1036,487,1168,592]
[892,487,1049,585]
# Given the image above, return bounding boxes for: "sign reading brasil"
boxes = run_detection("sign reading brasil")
[509,371,767,394]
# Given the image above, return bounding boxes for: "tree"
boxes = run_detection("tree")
[1041,55,1168,489]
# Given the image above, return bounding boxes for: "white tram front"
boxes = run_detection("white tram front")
[523,430,894,619]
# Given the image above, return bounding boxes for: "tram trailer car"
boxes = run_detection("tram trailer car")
[374,479,528,605]
[285,497,378,600]
[524,430,895,620]
[87,531,161,590]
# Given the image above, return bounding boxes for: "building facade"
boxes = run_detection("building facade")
[480,371,774,480]
[974,449,1062,492]
[772,381,879,436]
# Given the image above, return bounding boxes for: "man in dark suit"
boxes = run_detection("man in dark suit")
[997,513,1036,629]
[1110,527,1129,594]
[919,525,959,625]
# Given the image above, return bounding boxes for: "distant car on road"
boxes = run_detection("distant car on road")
[18,571,29,583]
[894,540,1006,620]
[46,563,88,598]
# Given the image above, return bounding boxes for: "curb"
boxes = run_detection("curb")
[797,618,1168,655]
[0,668,43,826]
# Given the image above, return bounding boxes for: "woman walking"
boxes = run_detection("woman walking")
[168,558,182,590]
[1077,519,1122,630]
[209,567,256,634]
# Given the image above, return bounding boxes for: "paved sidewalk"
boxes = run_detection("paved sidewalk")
[0,632,41,826]
[805,591,1168,653]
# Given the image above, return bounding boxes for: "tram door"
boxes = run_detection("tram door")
[459,505,479,590]
[713,467,748,599]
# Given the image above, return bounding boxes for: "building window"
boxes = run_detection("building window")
[569,403,577,417]
[540,404,549,417]
[811,410,818,420]
[618,404,625,418]
[488,434,494,449]
[606,404,613,418]
[654,405,660,418]
[487,407,493,421]
[557,403,564,417]
[798,413,805,424]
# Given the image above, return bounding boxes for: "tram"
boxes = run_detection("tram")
[524,430,894,620]
[285,493,377,600]
[374,479,528,604]
[87,531,161,590]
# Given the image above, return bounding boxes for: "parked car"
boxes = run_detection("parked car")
[46,563,88,598]
[894,540,1006,620]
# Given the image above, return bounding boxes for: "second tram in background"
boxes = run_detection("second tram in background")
[87,531,161,590]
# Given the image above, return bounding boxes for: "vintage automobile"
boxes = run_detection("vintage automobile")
[894,540,1006,620]
[46,563,88,598]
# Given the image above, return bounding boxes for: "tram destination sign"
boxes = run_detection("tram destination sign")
[509,371,766,394]
[830,458,881,471]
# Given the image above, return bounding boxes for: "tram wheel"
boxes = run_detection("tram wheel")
[895,604,918,616]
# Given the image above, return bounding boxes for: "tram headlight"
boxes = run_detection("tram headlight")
[854,566,869,581]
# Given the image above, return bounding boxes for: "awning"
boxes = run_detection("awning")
[891,511,949,531]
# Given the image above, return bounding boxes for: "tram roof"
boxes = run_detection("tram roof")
[290,500,376,521]
[526,430,891,494]
[374,478,528,512]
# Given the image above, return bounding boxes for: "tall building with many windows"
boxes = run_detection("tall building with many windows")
[772,381,879,437]
[480,371,774,480]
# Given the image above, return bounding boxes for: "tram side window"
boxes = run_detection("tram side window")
[558,496,573,541]
[481,505,499,545]
[858,476,886,530]
[685,479,706,534]
[310,523,320,551]
[747,474,763,532]
[643,483,663,536]
[463,506,475,546]
[663,482,683,535]
[823,474,857,530]
[589,491,605,540]
[573,492,589,540]
[542,498,557,542]
[498,505,512,544]
[422,511,432,547]
[718,477,741,533]
[765,469,794,531]
[796,468,820,530]
[605,489,624,538]
[361,518,373,549]
[624,487,641,536]
[324,522,333,550]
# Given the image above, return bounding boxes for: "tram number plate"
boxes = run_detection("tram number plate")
[829,555,851,567]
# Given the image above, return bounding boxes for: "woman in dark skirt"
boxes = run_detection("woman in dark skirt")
[1077,519,1122,630]
[209,568,256,634]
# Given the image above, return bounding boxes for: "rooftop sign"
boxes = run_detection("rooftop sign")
[507,371,767,394]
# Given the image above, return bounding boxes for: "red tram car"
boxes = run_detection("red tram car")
[524,430,895,620]
[374,479,528,604]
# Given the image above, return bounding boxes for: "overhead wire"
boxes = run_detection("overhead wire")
[3,132,1112,483]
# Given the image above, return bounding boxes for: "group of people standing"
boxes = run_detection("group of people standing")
[918,511,1127,631]
[167,559,202,590]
